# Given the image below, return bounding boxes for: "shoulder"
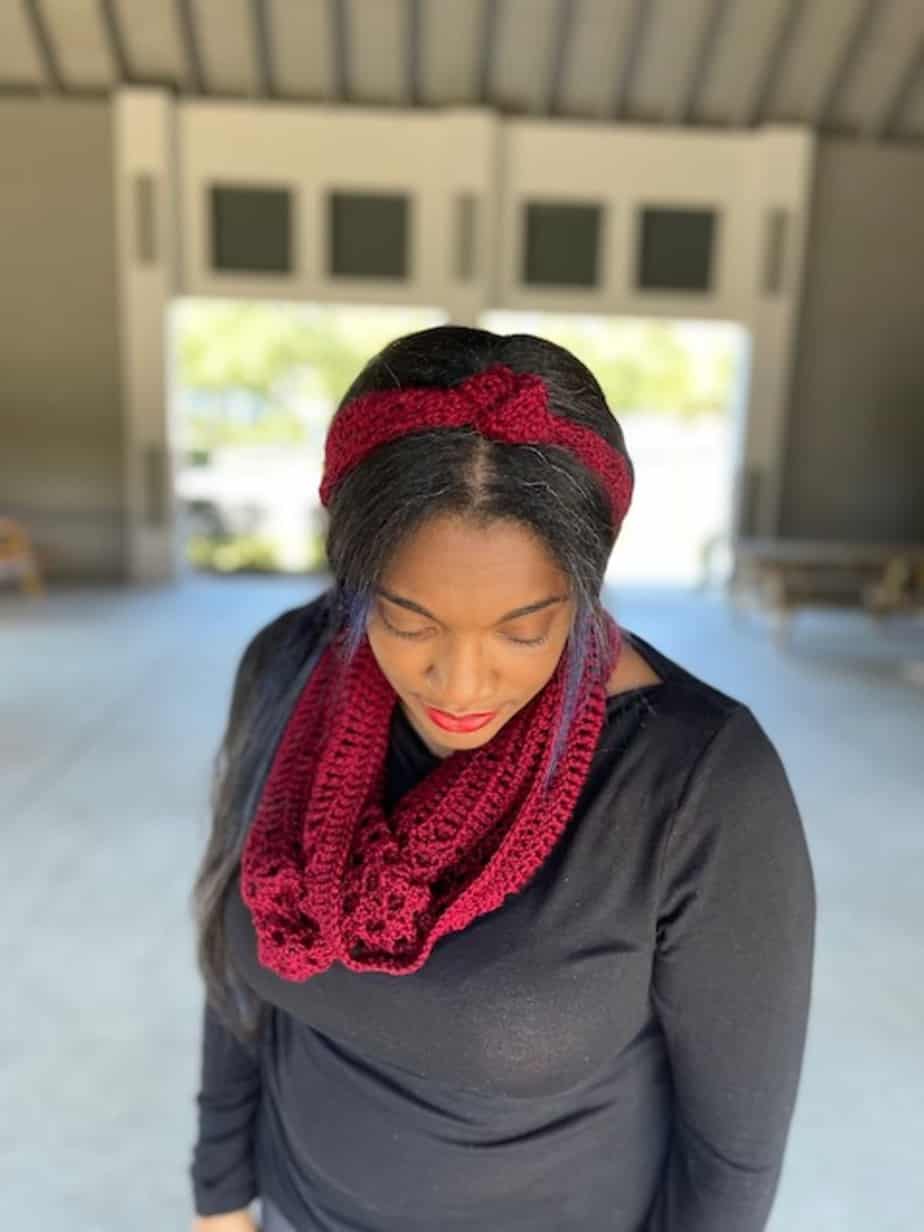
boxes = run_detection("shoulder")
[655,700,814,950]
[673,702,797,822]
[608,629,747,761]
[601,632,780,808]
[641,675,808,906]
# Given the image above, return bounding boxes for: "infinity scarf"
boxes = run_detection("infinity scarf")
[240,614,621,980]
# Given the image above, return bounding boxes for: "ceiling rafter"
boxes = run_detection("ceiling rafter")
[871,34,924,141]
[547,0,577,117]
[407,0,422,107]
[175,0,205,94]
[671,0,732,126]
[99,0,132,84]
[1,0,921,147]
[742,0,805,128]
[479,0,500,106]
[815,0,883,133]
[23,0,64,93]
[610,0,653,120]
[249,0,275,98]
[330,0,349,102]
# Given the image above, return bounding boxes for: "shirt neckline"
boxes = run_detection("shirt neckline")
[605,628,670,706]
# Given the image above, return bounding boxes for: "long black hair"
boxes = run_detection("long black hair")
[190,324,633,1043]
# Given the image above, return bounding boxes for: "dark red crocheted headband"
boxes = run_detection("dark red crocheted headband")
[318,362,633,530]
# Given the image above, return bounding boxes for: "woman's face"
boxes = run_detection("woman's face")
[366,515,575,759]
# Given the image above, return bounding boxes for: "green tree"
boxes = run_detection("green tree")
[176,301,309,393]
[527,317,731,417]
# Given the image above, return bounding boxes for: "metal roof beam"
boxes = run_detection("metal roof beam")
[742,0,805,128]
[23,0,64,93]
[407,0,422,107]
[868,34,924,141]
[99,0,132,84]
[329,0,349,102]
[175,0,205,94]
[610,0,652,121]
[479,0,499,106]
[250,0,275,98]
[815,0,882,132]
[547,0,577,117]
[671,0,731,125]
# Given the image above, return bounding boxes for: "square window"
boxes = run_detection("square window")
[328,191,409,279]
[637,207,717,292]
[523,201,601,288]
[210,185,292,274]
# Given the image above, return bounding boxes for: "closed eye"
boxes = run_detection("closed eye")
[380,614,548,648]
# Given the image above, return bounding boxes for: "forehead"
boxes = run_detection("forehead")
[380,516,568,616]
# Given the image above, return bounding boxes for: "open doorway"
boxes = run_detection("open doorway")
[482,310,749,588]
[167,300,447,576]
[168,303,747,587]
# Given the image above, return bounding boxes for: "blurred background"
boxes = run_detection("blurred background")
[1,1,922,1229]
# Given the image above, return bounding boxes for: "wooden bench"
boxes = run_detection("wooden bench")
[728,537,924,642]
[0,517,45,597]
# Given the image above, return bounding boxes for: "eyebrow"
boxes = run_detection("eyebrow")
[374,587,567,625]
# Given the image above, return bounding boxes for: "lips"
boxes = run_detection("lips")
[424,706,497,733]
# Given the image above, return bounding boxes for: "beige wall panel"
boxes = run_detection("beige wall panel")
[113,88,180,582]
[177,100,498,323]
[781,139,924,539]
[0,99,123,579]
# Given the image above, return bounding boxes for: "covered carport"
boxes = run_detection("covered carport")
[1,3,922,1230]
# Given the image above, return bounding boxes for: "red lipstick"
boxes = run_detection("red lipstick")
[424,706,497,732]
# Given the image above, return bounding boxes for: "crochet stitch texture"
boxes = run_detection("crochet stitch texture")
[240,616,621,979]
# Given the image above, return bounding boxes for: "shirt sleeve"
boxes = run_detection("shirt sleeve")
[189,998,263,1216]
[189,623,274,1216]
[646,705,816,1232]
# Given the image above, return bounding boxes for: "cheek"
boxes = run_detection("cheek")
[365,626,404,677]
[365,626,431,697]
[518,644,570,697]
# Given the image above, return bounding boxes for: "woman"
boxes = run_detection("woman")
[189,326,816,1232]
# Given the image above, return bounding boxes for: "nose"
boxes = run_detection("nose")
[426,635,497,712]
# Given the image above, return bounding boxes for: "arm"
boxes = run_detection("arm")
[190,998,262,1218]
[189,594,332,1219]
[190,624,274,1219]
[646,706,816,1231]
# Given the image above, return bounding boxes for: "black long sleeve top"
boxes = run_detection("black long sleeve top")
[190,593,816,1231]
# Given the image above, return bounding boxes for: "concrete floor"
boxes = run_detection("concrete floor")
[2,573,922,1231]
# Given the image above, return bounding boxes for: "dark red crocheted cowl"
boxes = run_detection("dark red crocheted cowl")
[240,616,622,980]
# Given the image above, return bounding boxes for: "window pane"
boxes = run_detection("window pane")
[523,201,601,288]
[637,207,717,292]
[328,192,409,279]
[210,185,292,275]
